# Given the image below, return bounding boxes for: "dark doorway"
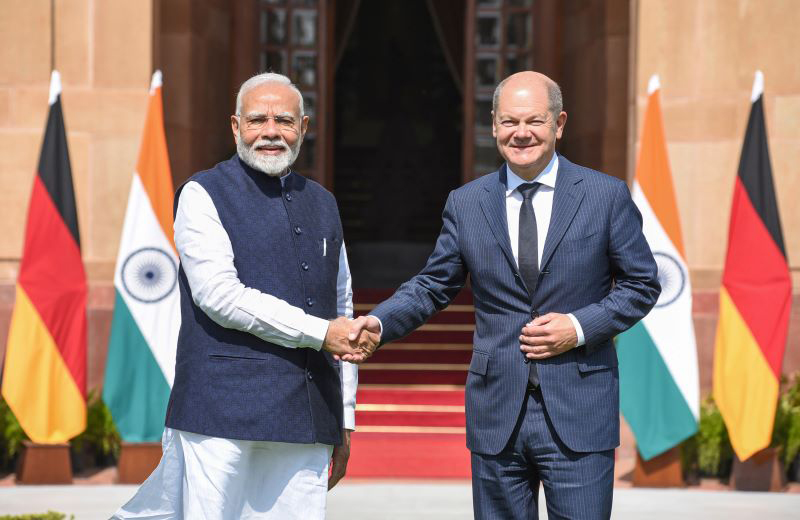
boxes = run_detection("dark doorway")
[334,0,463,288]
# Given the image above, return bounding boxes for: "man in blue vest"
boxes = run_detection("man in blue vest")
[114,72,377,520]
[350,71,660,519]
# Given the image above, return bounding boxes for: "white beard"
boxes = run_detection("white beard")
[236,133,303,177]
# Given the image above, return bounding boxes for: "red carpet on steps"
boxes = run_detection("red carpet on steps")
[346,289,474,478]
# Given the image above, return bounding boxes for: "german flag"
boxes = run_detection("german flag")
[1,71,87,443]
[713,71,792,461]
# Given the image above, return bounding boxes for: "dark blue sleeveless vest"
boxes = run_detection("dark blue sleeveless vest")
[165,155,344,445]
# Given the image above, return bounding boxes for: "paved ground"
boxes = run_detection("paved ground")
[1,481,800,519]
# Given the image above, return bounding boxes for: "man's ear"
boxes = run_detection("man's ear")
[555,111,567,139]
[301,115,310,136]
[231,115,241,143]
[491,111,497,138]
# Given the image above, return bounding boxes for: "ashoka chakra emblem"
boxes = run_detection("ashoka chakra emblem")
[653,251,686,308]
[121,247,178,304]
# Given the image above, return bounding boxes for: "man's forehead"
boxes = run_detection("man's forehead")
[501,83,547,102]
[496,102,551,118]
[241,84,301,110]
[497,85,549,111]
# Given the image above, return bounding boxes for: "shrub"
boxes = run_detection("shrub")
[774,372,800,468]
[681,396,733,478]
[70,390,121,465]
[0,397,28,470]
[0,391,121,472]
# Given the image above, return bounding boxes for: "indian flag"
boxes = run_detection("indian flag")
[102,71,180,442]
[617,75,699,460]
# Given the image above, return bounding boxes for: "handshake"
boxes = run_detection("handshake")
[322,316,382,364]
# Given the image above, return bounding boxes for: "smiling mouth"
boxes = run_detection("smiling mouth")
[255,145,287,155]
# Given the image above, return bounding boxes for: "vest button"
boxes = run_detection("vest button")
[307,370,313,381]
[285,193,292,201]
[306,297,314,306]
[294,226,302,235]
[301,261,309,271]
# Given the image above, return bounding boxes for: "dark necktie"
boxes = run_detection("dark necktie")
[518,182,541,387]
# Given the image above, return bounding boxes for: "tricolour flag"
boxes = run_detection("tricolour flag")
[1,71,88,443]
[713,71,791,461]
[617,75,699,460]
[102,71,180,442]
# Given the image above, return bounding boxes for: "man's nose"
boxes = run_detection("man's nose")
[260,118,281,139]
[512,122,533,139]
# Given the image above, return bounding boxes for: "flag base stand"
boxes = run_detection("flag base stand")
[731,448,786,491]
[632,447,684,487]
[16,441,72,484]
[116,442,162,484]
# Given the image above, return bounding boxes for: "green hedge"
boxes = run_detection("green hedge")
[0,512,72,520]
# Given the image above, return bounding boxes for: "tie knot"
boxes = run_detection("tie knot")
[518,182,541,201]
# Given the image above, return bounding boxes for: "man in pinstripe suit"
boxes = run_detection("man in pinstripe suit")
[350,71,660,519]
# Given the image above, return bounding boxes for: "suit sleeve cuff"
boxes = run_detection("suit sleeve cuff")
[567,313,586,347]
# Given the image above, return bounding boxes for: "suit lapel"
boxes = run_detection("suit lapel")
[540,157,585,270]
[479,166,518,274]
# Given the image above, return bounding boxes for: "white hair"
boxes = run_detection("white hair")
[235,72,304,117]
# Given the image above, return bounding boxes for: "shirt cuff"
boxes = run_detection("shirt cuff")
[368,315,384,336]
[300,315,329,351]
[567,313,586,347]
[343,406,355,430]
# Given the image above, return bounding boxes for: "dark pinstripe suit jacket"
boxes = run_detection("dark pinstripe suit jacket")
[371,156,660,455]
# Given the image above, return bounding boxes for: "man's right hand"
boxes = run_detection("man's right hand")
[347,316,382,343]
[323,316,379,364]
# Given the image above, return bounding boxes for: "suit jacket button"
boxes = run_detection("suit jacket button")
[285,193,293,201]
[306,297,314,306]
[307,371,313,381]
[294,225,302,235]
[301,261,309,271]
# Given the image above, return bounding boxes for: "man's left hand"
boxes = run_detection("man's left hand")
[519,312,578,360]
[328,429,351,490]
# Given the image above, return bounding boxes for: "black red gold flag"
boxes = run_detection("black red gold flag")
[1,71,87,443]
[713,71,792,460]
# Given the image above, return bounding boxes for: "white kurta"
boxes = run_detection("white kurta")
[114,174,357,519]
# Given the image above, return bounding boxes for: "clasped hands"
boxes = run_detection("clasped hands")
[322,316,381,364]
[519,312,578,360]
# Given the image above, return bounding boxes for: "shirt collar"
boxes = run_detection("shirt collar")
[505,153,559,196]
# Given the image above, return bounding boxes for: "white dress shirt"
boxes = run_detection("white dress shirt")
[506,154,585,346]
[372,155,585,346]
[174,177,357,429]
